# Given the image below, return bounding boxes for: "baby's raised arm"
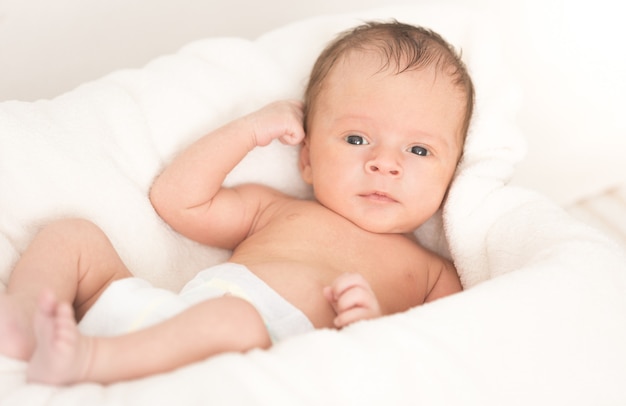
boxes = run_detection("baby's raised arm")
[150,100,305,248]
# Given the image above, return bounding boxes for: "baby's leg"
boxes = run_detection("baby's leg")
[28,293,271,385]
[0,219,132,360]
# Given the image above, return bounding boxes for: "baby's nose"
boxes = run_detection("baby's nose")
[365,155,402,176]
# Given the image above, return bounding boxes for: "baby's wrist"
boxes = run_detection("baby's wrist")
[244,116,276,148]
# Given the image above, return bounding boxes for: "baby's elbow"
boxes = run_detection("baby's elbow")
[148,182,173,221]
[148,183,162,211]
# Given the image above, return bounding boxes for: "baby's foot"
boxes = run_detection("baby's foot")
[26,290,93,385]
[0,293,35,360]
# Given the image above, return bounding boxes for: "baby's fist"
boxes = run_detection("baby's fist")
[323,272,382,329]
[247,100,305,147]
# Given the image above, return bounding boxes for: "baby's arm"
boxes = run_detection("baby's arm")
[150,100,305,248]
[323,273,382,328]
[424,258,463,303]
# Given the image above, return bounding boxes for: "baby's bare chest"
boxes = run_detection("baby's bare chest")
[232,202,435,315]
[241,201,427,264]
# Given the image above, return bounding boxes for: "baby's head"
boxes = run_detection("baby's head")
[304,21,474,147]
[300,21,475,234]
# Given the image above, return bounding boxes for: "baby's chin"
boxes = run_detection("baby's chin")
[345,215,424,235]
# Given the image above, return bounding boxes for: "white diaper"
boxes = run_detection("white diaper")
[79,262,314,342]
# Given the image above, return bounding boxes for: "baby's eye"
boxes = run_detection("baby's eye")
[408,146,429,156]
[345,135,369,145]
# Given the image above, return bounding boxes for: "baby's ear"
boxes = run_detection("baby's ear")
[298,140,313,185]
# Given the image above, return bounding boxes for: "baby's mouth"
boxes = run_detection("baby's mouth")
[360,192,397,203]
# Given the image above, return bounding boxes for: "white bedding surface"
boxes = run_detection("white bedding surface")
[1,5,626,406]
[568,183,626,248]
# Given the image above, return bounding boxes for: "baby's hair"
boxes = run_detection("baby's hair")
[304,20,475,140]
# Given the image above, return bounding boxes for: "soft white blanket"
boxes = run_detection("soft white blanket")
[1,5,625,405]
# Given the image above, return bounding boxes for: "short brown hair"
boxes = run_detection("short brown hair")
[303,21,475,141]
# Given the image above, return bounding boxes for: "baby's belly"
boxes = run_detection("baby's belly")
[231,259,338,329]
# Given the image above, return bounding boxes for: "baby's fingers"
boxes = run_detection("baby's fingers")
[333,285,373,313]
[329,272,370,297]
[278,128,305,146]
[333,306,375,329]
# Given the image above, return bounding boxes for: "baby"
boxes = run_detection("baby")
[0,21,473,385]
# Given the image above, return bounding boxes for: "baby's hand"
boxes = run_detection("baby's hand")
[245,100,305,147]
[323,273,382,329]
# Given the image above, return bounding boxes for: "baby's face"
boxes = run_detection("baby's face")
[300,51,465,234]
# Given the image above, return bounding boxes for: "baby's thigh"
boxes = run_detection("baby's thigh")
[186,295,271,351]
